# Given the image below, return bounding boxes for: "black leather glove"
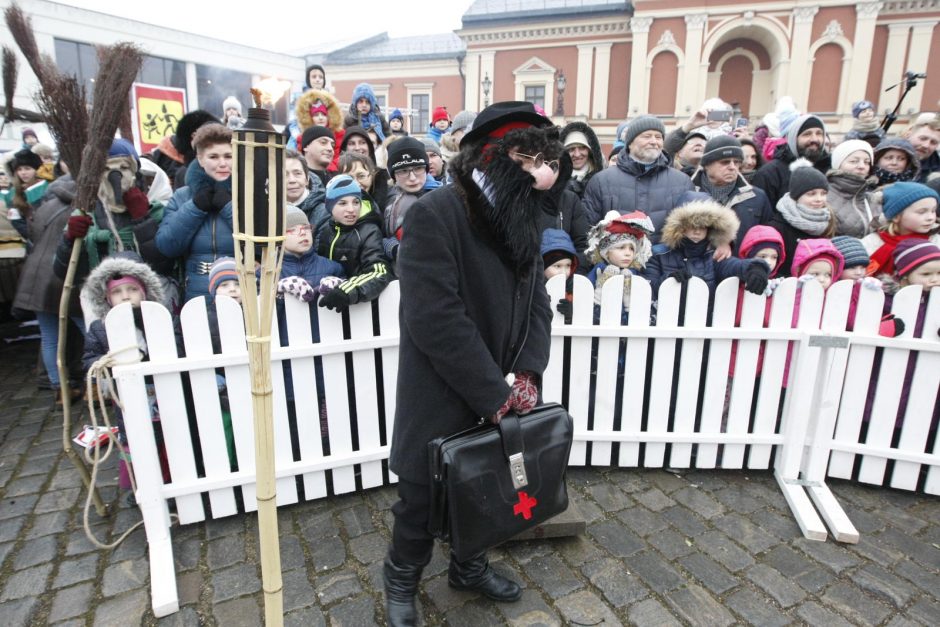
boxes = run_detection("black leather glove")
[743,261,770,295]
[192,187,214,212]
[212,187,232,211]
[556,298,572,318]
[318,288,350,312]
[669,269,692,284]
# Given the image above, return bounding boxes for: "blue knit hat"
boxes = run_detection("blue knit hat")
[389,108,404,123]
[851,100,875,119]
[325,175,362,212]
[831,236,870,268]
[882,182,940,220]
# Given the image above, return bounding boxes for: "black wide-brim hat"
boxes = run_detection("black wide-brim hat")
[462,101,553,144]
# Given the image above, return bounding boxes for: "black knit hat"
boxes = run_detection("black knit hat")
[789,163,829,200]
[386,136,429,178]
[623,115,666,149]
[300,126,335,152]
[462,101,552,145]
[173,110,219,160]
[11,148,42,171]
[700,135,744,167]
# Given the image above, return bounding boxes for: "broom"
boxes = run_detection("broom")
[56,42,142,516]
[1,46,18,134]
[5,3,110,515]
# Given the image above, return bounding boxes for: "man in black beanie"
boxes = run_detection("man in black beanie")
[301,126,335,186]
[751,113,830,206]
[383,102,555,626]
[691,135,773,253]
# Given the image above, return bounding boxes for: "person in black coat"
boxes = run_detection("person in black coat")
[751,114,831,207]
[537,151,592,272]
[384,102,555,627]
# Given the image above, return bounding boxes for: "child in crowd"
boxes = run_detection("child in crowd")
[428,107,451,143]
[388,109,407,136]
[338,152,388,215]
[541,228,579,321]
[844,100,885,144]
[791,238,844,292]
[739,225,786,279]
[585,210,654,314]
[769,164,836,273]
[343,83,389,142]
[644,198,770,300]
[315,175,392,311]
[80,252,167,494]
[278,207,345,302]
[862,182,939,277]
[832,235,870,281]
[204,257,241,467]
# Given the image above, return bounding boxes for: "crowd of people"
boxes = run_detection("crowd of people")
[0,61,938,404]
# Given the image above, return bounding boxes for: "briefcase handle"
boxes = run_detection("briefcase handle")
[498,414,528,490]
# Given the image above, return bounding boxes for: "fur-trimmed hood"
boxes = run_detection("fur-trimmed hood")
[295,89,343,133]
[561,121,604,175]
[660,199,740,250]
[80,252,165,320]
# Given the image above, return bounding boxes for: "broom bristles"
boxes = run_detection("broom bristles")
[2,46,17,122]
[35,72,88,176]
[73,42,142,214]
[4,3,44,84]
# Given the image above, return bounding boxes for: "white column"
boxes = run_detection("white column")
[845,2,883,107]
[628,17,653,116]
[576,44,594,117]
[185,62,199,111]
[878,23,912,114]
[682,14,708,113]
[464,53,480,111]
[905,22,937,114]
[592,43,612,119]
[788,5,819,110]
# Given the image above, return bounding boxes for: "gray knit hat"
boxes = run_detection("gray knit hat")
[451,110,477,134]
[286,206,309,229]
[420,137,442,158]
[623,115,666,149]
[700,135,744,167]
[831,236,870,269]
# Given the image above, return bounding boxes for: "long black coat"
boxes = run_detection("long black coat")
[388,174,553,484]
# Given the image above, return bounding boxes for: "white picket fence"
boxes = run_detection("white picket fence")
[103,275,940,617]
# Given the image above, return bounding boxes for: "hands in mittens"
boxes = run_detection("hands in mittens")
[861,276,882,291]
[556,298,573,318]
[669,269,692,284]
[192,188,214,212]
[277,276,317,302]
[879,314,905,338]
[742,261,770,295]
[212,188,232,211]
[66,214,93,241]
[318,287,350,311]
[318,276,344,295]
[122,187,150,220]
[491,371,539,424]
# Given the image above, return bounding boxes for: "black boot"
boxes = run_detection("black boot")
[383,553,425,627]
[448,552,522,602]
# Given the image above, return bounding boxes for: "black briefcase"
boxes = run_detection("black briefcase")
[427,403,574,562]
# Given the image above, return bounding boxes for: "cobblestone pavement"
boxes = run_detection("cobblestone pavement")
[1,322,939,626]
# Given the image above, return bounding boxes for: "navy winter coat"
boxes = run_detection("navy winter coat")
[581,151,693,243]
[642,238,757,297]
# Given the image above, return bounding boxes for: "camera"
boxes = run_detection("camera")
[706,110,733,123]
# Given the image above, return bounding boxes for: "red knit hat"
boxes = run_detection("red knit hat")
[432,106,450,124]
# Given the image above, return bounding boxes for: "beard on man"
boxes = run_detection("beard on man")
[383,102,558,626]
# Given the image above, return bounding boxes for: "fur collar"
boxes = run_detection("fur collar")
[660,199,740,250]
[80,254,165,320]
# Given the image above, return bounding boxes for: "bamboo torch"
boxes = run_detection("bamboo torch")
[232,80,290,625]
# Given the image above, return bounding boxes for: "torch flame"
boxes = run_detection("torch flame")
[252,78,292,107]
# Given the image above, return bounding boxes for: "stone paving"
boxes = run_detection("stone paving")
[1,320,939,626]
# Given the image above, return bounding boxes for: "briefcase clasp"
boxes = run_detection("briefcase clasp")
[509,452,528,490]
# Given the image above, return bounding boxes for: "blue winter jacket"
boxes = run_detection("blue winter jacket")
[281,247,345,286]
[155,161,235,302]
[642,237,757,297]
